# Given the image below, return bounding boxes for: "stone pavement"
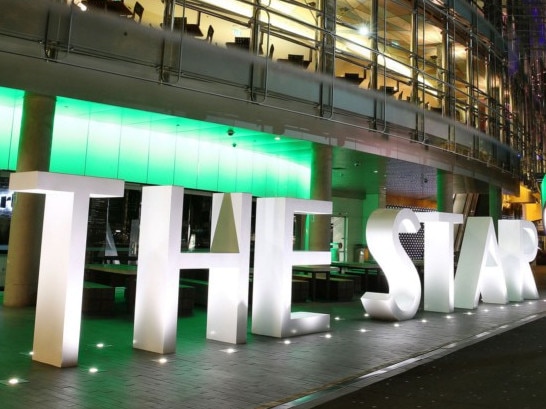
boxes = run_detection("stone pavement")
[1,266,545,409]
[310,315,546,408]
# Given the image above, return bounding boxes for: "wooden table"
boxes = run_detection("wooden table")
[84,264,198,315]
[173,17,203,37]
[332,260,424,293]
[332,260,423,273]
[84,264,136,312]
[337,74,365,85]
[226,37,250,50]
[331,261,382,292]
[278,58,311,69]
[332,261,380,273]
[293,264,339,301]
[85,263,136,287]
[83,0,133,17]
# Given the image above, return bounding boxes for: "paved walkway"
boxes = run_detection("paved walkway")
[311,315,546,408]
[1,266,546,409]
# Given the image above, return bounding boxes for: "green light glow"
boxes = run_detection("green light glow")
[0,86,310,198]
[84,121,121,177]
[195,141,220,192]
[51,115,88,175]
[0,88,23,170]
[173,136,199,187]
[234,150,253,193]
[217,148,238,192]
[251,156,268,197]
[118,127,150,182]
[147,131,176,185]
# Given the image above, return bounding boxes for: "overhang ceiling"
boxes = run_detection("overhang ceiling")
[1,0,508,201]
[332,147,438,200]
[56,93,440,200]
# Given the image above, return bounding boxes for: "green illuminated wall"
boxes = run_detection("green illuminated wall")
[0,87,310,198]
[0,88,23,171]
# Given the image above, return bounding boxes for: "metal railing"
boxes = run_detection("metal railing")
[0,0,521,185]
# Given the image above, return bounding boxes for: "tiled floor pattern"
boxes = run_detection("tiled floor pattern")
[1,269,546,409]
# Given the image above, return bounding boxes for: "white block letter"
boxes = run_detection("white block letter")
[454,217,507,309]
[251,198,331,338]
[361,208,421,321]
[133,186,184,354]
[133,189,252,353]
[498,220,539,301]
[9,171,124,367]
[417,212,463,313]
[206,193,252,344]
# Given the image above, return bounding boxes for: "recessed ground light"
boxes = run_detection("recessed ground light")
[91,343,111,349]
[152,357,170,364]
[0,377,29,386]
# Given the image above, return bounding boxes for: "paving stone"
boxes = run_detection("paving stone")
[1,267,546,408]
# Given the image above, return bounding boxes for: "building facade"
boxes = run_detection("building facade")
[0,0,545,302]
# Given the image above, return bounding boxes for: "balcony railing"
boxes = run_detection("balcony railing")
[0,0,520,184]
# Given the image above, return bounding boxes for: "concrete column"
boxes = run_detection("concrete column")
[436,169,454,213]
[4,92,55,307]
[307,144,332,251]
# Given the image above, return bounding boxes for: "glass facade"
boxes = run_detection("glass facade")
[120,0,542,185]
[2,0,543,188]
[1,0,545,193]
